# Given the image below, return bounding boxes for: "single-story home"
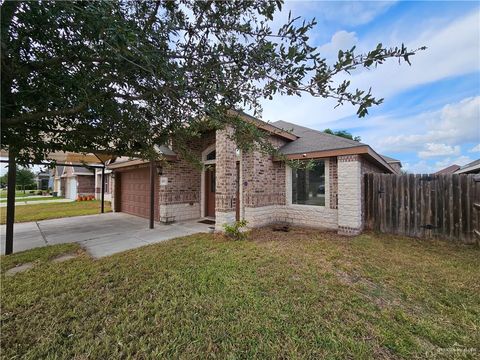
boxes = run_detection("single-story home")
[35,171,52,191]
[106,114,401,235]
[434,159,480,175]
[454,159,480,174]
[52,165,95,199]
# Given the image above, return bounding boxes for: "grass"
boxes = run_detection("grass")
[0,200,111,224]
[0,243,81,273]
[0,196,64,203]
[1,229,478,359]
[0,190,41,198]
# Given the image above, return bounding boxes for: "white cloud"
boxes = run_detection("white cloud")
[404,155,473,173]
[469,144,480,153]
[262,9,480,127]
[418,143,460,159]
[319,31,358,62]
[349,10,480,99]
[403,160,436,174]
[372,96,480,153]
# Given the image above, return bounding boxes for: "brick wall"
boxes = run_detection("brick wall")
[243,158,338,230]
[329,157,338,209]
[337,154,362,235]
[77,175,95,195]
[215,127,237,229]
[242,135,287,208]
[158,131,215,222]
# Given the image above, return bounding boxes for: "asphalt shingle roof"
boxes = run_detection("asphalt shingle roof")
[458,159,480,171]
[271,120,365,155]
[435,164,460,175]
[380,155,401,163]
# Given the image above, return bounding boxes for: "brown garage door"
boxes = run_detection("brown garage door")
[119,167,158,220]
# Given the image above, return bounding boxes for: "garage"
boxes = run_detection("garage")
[118,167,159,220]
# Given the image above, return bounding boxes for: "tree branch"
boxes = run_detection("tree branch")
[3,101,88,126]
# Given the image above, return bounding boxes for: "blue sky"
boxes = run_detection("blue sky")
[260,1,480,173]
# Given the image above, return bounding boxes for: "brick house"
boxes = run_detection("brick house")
[107,114,401,235]
[52,165,95,200]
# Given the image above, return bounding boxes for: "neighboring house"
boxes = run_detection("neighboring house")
[94,168,113,202]
[52,165,65,196]
[435,164,460,175]
[59,165,95,200]
[35,171,52,190]
[107,114,399,235]
[379,155,402,173]
[454,159,480,174]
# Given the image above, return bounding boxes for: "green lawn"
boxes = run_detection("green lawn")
[0,196,64,203]
[0,200,111,224]
[1,229,478,359]
[0,190,41,198]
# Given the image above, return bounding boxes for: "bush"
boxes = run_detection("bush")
[223,220,248,241]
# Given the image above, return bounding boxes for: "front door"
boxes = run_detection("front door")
[205,165,216,217]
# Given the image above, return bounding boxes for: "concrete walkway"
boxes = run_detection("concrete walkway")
[0,198,73,207]
[0,213,214,258]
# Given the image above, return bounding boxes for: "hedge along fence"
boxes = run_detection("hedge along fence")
[364,173,480,245]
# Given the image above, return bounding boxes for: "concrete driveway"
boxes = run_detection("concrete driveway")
[0,213,213,258]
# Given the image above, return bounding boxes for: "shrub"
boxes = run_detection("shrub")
[223,220,248,241]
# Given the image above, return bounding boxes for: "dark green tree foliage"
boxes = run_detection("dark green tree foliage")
[2,167,36,192]
[1,1,423,165]
[323,129,361,142]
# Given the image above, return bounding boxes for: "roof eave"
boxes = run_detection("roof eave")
[229,110,298,141]
[276,145,397,173]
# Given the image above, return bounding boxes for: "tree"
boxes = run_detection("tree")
[0,173,6,188]
[1,1,423,165]
[323,129,361,142]
[2,167,36,193]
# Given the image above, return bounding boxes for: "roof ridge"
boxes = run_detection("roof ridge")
[272,120,366,146]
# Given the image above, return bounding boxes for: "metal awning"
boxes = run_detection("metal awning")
[0,150,114,166]
[1,149,157,255]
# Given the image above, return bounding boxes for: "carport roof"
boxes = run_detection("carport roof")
[0,150,114,166]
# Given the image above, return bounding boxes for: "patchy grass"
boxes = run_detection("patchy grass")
[1,243,81,273]
[0,196,64,203]
[1,229,478,359]
[0,200,111,224]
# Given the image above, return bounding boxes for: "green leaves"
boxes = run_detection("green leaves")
[1,0,423,165]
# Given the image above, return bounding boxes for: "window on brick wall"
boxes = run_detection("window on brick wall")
[206,150,216,161]
[292,160,325,206]
[104,174,110,193]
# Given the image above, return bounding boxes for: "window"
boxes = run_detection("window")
[206,150,216,161]
[292,160,325,206]
[104,174,110,193]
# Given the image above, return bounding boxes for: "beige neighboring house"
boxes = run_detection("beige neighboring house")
[52,164,95,200]
[94,168,113,202]
[52,165,65,196]
[106,114,401,235]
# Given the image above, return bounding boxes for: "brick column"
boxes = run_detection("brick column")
[337,155,363,235]
[215,127,237,231]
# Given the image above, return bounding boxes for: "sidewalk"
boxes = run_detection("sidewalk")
[0,198,73,207]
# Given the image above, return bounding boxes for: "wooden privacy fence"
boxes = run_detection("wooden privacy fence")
[364,173,480,244]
